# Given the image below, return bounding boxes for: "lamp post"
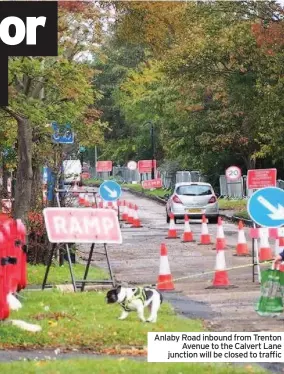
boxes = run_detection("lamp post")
[144,121,155,179]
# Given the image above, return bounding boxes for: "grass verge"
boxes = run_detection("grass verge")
[27,264,108,286]
[0,359,266,374]
[218,199,247,211]
[122,183,168,198]
[0,290,203,352]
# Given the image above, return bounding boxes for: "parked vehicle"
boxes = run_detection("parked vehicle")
[165,182,219,223]
[62,160,82,185]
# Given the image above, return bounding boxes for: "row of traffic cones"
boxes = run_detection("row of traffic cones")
[121,201,143,228]
[166,214,251,257]
[156,242,233,291]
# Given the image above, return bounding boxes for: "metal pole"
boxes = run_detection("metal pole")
[81,243,94,292]
[151,123,155,180]
[94,146,98,178]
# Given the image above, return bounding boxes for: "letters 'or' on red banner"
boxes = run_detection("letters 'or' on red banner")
[247,168,277,190]
[142,179,163,189]
[43,208,122,244]
[96,161,112,172]
[138,160,157,173]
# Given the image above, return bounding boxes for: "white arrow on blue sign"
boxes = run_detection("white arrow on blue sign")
[247,187,284,228]
[99,180,121,202]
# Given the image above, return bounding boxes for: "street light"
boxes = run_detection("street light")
[144,121,155,179]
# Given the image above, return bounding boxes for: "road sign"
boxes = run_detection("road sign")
[99,180,121,202]
[51,122,74,144]
[81,172,90,180]
[247,168,277,190]
[96,161,112,173]
[247,187,284,228]
[138,160,157,173]
[43,208,122,244]
[225,166,241,181]
[142,178,163,189]
[127,161,137,171]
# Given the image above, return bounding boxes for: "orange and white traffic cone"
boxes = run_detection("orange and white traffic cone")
[127,203,134,224]
[157,243,175,291]
[181,215,194,242]
[98,201,104,209]
[122,201,128,221]
[235,221,249,256]
[215,217,225,250]
[108,201,113,209]
[199,215,211,245]
[258,228,273,262]
[210,248,230,288]
[132,205,142,228]
[166,213,179,239]
[78,193,85,206]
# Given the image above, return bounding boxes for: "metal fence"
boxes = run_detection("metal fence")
[219,176,284,198]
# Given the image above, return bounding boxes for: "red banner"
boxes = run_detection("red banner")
[138,160,157,173]
[96,161,112,173]
[247,169,277,190]
[142,179,162,189]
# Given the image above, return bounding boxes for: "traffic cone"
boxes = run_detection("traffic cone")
[122,201,128,221]
[78,193,85,206]
[215,217,225,250]
[181,215,194,242]
[84,194,91,207]
[210,248,230,288]
[127,203,134,224]
[108,201,113,209]
[199,215,211,245]
[258,228,273,262]
[235,221,249,256]
[157,243,174,291]
[166,213,179,239]
[132,205,142,228]
[98,201,104,209]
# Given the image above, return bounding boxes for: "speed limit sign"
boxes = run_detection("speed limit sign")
[225,166,242,181]
[127,161,137,171]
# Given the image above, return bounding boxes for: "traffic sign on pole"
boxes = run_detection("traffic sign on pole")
[225,166,241,181]
[51,122,74,144]
[138,160,157,173]
[247,168,277,190]
[127,161,137,171]
[247,187,284,228]
[43,208,122,244]
[96,161,112,173]
[99,180,121,202]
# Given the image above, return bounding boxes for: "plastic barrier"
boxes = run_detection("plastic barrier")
[0,216,27,320]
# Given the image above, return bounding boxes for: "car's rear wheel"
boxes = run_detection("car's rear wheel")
[208,216,218,224]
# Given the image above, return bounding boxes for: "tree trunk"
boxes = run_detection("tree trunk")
[30,164,42,211]
[14,117,33,220]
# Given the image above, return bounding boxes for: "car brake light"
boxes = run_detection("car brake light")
[172,195,182,204]
[208,196,216,203]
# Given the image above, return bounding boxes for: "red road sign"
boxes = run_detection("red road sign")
[43,208,122,244]
[138,160,157,173]
[225,166,242,181]
[247,168,277,190]
[142,178,162,189]
[96,161,112,172]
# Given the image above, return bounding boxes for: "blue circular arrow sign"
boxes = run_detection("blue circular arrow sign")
[99,180,121,202]
[247,187,284,228]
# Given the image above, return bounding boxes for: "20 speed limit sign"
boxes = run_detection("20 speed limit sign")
[225,166,242,181]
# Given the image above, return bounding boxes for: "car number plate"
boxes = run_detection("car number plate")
[187,209,202,213]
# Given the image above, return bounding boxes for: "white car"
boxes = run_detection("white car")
[166,182,219,224]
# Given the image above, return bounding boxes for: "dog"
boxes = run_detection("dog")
[106,285,163,323]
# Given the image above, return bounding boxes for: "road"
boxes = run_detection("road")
[79,189,284,334]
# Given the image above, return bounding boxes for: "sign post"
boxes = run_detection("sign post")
[42,206,122,292]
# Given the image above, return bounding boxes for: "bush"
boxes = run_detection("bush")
[26,211,49,265]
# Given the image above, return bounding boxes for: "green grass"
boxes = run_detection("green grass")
[0,290,203,351]
[27,264,108,286]
[218,199,247,211]
[0,359,266,374]
[122,183,168,198]
[233,209,250,220]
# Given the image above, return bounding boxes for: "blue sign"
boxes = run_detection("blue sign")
[247,187,284,228]
[99,181,121,202]
[52,122,74,144]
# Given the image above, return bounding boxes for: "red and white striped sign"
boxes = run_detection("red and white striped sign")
[249,227,284,239]
[43,208,122,244]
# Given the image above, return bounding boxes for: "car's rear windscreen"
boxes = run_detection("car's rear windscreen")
[176,185,212,196]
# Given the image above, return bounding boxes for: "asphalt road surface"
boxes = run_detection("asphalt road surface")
[79,189,284,334]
